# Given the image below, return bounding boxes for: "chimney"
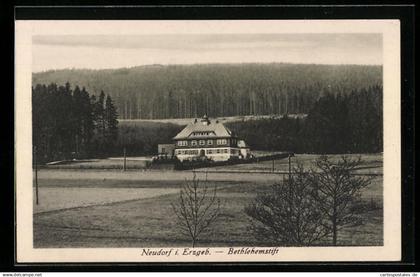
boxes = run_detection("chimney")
[201,114,210,125]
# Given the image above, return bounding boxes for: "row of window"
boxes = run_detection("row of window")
[177,141,188,146]
[177,139,228,147]
[176,149,200,155]
[191,132,214,136]
[175,148,240,155]
[217,139,228,145]
[206,149,229,154]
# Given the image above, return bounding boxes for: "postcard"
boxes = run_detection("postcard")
[15,19,401,263]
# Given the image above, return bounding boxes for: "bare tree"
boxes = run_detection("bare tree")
[245,164,330,246]
[171,173,221,247]
[308,155,374,245]
[245,156,374,246]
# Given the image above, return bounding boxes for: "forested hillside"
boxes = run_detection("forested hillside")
[227,86,383,154]
[32,81,382,163]
[115,85,382,156]
[33,63,382,120]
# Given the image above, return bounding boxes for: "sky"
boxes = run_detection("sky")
[32,33,382,72]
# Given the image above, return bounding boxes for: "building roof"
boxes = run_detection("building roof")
[173,116,235,140]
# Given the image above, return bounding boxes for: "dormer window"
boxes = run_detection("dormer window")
[191,131,213,137]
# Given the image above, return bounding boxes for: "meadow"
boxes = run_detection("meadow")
[45,157,151,170]
[33,154,383,248]
[199,153,383,174]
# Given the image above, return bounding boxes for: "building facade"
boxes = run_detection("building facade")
[173,115,250,162]
[157,144,175,158]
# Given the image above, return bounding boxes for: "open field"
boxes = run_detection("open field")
[33,154,383,248]
[44,158,152,170]
[33,187,179,214]
[42,153,383,174]
[199,153,383,174]
[36,170,286,184]
[33,178,383,248]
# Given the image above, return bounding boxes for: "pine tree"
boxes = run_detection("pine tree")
[72,86,83,156]
[104,94,119,152]
[80,87,94,156]
[32,82,119,162]
[97,91,106,141]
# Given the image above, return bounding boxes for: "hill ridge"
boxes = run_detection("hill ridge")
[33,63,382,120]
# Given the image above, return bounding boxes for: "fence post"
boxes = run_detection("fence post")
[123,147,127,171]
[288,153,292,180]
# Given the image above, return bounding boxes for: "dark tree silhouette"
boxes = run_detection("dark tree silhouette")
[32,83,119,162]
[308,155,374,245]
[245,156,374,246]
[33,63,382,119]
[104,94,119,151]
[245,164,330,246]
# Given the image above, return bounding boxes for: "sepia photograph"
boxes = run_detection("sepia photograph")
[15,20,401,263]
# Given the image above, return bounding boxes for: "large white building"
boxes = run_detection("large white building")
[173,115,250,162]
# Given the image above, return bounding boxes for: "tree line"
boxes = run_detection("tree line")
[32,83,118,163]
[114,84,382,157]
[227,85,383,154]
[114,84,382,156]
[33,63,382,119]
[32,81,382,162]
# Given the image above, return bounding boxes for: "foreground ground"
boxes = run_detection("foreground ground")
[33,154,383,248]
